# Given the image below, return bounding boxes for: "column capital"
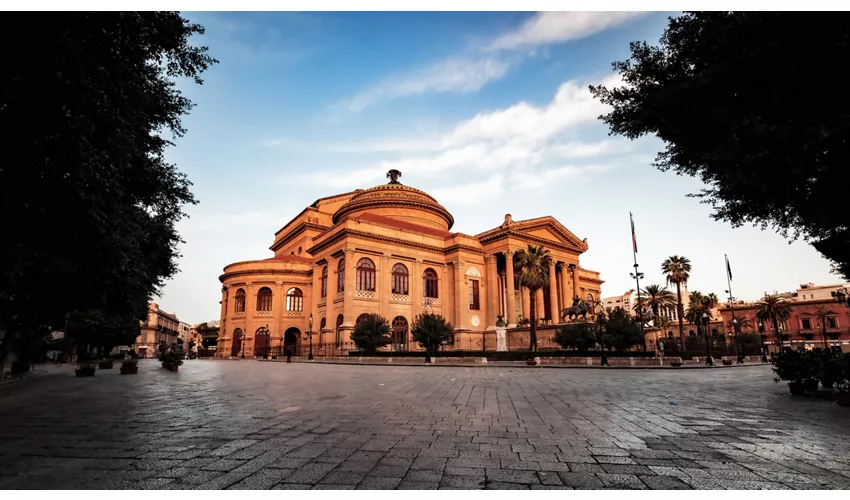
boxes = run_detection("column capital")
[381,254,391,263]
[504,249,514,257]
[484,254,496,263]
[452,260,465,269]
[343,248,355,257]
[326,255,335,263]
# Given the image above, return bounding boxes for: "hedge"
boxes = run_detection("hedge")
[347,350,656,361]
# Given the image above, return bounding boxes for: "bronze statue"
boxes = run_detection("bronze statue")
[561,297,590,321]
[387,169,402,184]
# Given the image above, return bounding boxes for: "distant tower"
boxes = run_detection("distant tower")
[387,169,402,184]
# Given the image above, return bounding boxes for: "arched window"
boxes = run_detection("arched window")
[234,289,246,313]
[392,263,409,295]
[320,317,327,331]
[337,258,345,292]
[286,288,303,312]
[356,258,376,291]
[321,266,328,298]
[424,268,438,298]
[256,287,272,311]
[335,314,344,345]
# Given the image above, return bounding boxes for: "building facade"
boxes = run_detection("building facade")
[216,171,603,358]
[718,282,850,351]
[134,303,181,358]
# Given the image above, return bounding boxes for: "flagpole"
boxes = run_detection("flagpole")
[629,213,645,344]
[724,254,741,361]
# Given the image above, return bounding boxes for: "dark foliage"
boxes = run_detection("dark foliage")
[0,12,216,377]
[599,308,644,352]
[411,313,454,351]
[591,12,850,278]
[554,322,598,353]
[350,313,391,353]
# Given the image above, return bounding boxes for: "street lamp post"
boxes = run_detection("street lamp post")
[832,287,848,308]
[703,311,713,366]
[731,317,742,363]
[305,313,314,361]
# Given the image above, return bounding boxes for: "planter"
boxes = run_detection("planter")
[670,361,683,367]
[788,382,806,395]
[165,365,179,372]
[75,367,96,377]
[722,359,733,366]
[98,361,114,369]
[526,359,538,366]
[120,365,138,375]
[835,392,850,407]
[805,380,819,392]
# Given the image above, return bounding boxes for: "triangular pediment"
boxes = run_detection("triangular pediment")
[476,215,589,253]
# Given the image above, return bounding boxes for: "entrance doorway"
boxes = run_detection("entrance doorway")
[392,316,409,351]
[231,328,243,357]
[284,327,300,355]
[254,327,270,358]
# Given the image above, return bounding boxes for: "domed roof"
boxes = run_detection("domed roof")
[332,170,455,230]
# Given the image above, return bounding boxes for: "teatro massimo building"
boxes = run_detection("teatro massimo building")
[216,170,603,358]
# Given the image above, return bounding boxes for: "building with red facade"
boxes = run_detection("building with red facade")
[718,282,850,352]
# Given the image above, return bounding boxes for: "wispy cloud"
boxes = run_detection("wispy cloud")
[298,73,630,204]
[341,57,510,112]
[336,11,643,112]
[487,11,648,51]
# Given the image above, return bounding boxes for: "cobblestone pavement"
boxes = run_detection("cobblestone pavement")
[1,360,849,490]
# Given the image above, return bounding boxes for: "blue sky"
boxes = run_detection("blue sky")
[163,11,841,324]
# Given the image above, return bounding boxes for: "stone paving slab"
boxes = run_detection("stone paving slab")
[0,360,849,490]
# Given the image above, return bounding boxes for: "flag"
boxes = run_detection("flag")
[725,254,733,281]
[630,212,638,254]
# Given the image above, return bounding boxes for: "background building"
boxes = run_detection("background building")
[217,170,603,358]
[719,282,850,351]
[134,303,181,358]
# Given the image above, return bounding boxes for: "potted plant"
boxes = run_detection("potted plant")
[669,356,683,367]
[526,357,539,366]
[75,362,97,377]
[829,353,850,406]
[818,350,841,389]
[802,350,820,392]
[772,349,807,395]
[161,350,183,372]
[120,356,138,374]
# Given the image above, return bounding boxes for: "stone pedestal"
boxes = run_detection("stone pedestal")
[496,327,507,352]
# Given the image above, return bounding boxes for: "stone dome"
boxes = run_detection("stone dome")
[332,171,454,231]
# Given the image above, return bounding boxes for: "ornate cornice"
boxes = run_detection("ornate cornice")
[219,269,313,283]
[308,228,446,255]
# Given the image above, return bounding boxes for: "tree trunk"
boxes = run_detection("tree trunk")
[773,315,782,350]
[0,332,16,383]
[675,283,685,340]
[529,290,537,352]
[823,323,828,349]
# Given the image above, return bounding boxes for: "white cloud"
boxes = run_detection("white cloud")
[429,174,505,207]
[489,11,647,51]
[300,74,629,192]
[342,57,510,112]
[336,12,642,112]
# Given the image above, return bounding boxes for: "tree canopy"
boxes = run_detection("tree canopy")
[0,12,216,375]
[599,308,643,352]
[351,314,391,353]
[591,12,850,279]
[411,313,454,349]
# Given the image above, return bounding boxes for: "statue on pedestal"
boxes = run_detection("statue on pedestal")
[495,314,507,352]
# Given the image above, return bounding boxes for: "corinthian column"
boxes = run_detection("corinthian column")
[454,260,465,329]
[485,255,498,328]
[560,263,570,313]
[505,251,516,327]
[549,260,559,324]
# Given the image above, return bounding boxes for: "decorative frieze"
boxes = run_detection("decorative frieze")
[355,290,377,299]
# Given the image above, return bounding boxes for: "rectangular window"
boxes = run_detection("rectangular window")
[827,317,838,329]
[801,318,812,330]
[469,280,480,310]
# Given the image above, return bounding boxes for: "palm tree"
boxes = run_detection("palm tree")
[755,295,792,350]
[639,284,677,323]
[814,304,836,349]
[661,255,692,339]
[514,244,552,352]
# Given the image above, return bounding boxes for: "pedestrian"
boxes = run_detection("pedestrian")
[600,355,608,366]
[285,347,292,364]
